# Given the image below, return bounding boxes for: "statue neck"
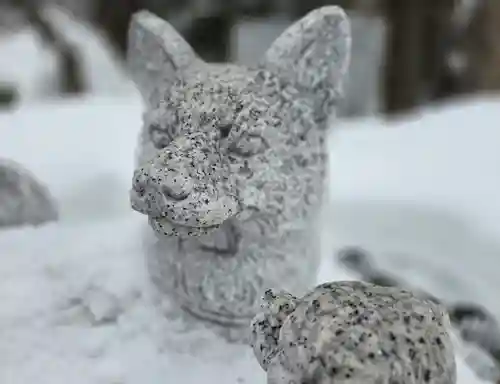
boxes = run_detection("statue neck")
[142,217,322,342]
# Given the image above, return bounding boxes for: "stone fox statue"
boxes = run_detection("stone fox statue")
[127,7,351,341]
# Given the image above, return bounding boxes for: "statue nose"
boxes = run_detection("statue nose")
[161,168,194,201]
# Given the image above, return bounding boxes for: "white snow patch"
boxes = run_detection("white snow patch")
[328,98,500,312]
[0,95,142,222]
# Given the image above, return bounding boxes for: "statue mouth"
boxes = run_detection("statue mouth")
[147,214,222,237]
[130,186,241,238]
[148,214,242,256]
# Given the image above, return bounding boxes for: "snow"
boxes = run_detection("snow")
[1,94,499,382]
[0,6,134,104]
[328,99,500,313]
[0,95,140,222]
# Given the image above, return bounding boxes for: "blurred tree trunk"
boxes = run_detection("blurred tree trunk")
[57,42,85,94]
[0,84,18,109]
[382,0,459,115]
[421,0,457,101]
[463,0,500,93]
[382,0,425,115]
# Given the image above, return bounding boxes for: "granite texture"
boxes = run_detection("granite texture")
[251,281,457,383]
[127,7,351,341]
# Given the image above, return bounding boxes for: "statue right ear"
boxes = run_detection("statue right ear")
[260,7,351,120]
[127,11,199,106]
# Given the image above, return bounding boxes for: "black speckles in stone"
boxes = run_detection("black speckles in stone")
[219,123,232,138]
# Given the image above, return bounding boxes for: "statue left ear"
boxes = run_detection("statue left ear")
[127,11,200,106]
[260,6,351,117]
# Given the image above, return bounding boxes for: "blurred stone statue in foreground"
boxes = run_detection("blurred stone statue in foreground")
[0,158,58,229]
[127,6,351,341]
[251,281,457,384]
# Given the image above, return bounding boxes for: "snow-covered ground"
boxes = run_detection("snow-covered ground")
[1,93,498,382]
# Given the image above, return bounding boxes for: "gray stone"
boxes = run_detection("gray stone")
[0,158,58,228]
[127,7,351,341]
[251,281,457,384]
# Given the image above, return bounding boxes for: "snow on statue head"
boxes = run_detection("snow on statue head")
[127,7,351,340]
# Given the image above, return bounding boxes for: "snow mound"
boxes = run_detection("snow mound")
[328,98,500,315]
[0,95,141,223]
[0,158,58,228]
[330,98,500,239]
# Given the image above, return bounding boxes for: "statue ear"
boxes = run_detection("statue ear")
[127,11,199,105]
[261,6,351,115]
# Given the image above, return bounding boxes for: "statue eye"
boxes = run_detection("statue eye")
[219,124,232,138]
[149,123,174,148]
[230,133,268,157]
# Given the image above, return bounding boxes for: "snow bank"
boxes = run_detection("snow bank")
[0,95,140,222]
[1,95,498,382]
[330,98,500,238]
[328,98,500,315]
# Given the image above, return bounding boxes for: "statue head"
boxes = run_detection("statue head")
[127,8,351,238]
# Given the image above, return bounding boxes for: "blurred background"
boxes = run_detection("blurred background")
[1,0,500,116]
[2,1,500,383]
